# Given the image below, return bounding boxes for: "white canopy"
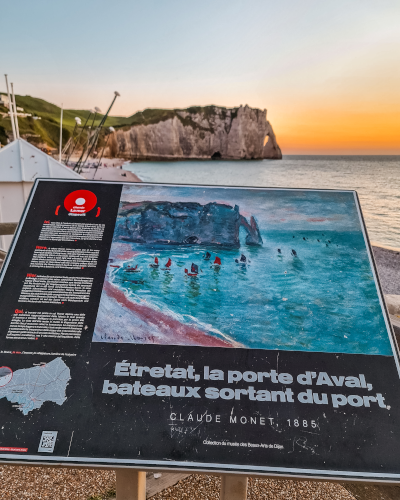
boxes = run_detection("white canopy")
[0,139,83,250]
[0,139,82,182]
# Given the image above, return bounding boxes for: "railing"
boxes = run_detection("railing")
[0,222,18,236]
[0,223,18,260]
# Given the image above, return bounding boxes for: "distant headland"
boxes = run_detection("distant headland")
[0,95,282,160]
[110,105,282,161]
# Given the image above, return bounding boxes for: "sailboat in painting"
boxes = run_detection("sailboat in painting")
[150,257,159,268]
[185,263,199,276]
[162,258,172,270]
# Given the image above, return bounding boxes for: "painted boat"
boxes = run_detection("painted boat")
[150,257,159,268]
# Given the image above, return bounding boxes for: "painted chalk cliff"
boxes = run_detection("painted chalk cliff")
[109,105,282,161]
[114,201,263,248]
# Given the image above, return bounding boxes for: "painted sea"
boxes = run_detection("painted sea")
[93,184,392,356]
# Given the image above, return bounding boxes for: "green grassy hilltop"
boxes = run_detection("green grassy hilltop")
[0,93,229,150]
[0,94,132,148]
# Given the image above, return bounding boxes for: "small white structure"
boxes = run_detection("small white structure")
[0,139,83,249]
[0,94,10,108]
[0,95,30,116]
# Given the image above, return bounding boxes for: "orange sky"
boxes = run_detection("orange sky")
[273,108,400,155]
[2,1,400,154]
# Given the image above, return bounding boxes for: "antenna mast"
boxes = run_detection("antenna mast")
[10,83,20,139]
[4,75,16,141]
[59,103,63,161]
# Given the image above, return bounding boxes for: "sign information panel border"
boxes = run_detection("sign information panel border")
[0,179,399,482]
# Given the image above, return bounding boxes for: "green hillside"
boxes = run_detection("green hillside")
[0,93,231,150]
[0,94,113,148]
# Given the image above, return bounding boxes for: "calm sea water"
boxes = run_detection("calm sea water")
[125,156,400,249]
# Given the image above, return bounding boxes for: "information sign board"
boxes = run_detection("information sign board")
[0,179,399,481]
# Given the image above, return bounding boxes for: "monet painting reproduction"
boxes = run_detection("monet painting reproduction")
[93,184,391,356]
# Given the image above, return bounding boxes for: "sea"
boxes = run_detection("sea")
[125,156,400,250]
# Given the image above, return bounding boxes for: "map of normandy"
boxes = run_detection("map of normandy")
[0,358,70,415]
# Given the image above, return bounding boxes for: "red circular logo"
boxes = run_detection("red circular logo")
[64,190,97,214]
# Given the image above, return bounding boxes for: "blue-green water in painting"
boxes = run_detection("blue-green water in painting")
[109,227,391,355]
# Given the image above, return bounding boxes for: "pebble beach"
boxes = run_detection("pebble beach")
[0,467,357,500]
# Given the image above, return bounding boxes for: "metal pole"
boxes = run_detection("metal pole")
[85,111,97,155]
[63,119,81,161]
[11,83,20,139]
[220,474,248,500]
[4,75,16,141]
[59,103,63,161]
[62,137,72,156]
[93,130,112,179]
[68,115,89,165]
[89,111,97,138]
[78,92,119,173]
[72,112,93,170]
[82,107,100,163]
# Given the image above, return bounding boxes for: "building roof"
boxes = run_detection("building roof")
[0,139,83,182]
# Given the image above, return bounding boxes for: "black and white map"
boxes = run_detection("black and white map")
[0,358,70,415]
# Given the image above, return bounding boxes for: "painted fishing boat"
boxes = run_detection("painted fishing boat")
[126,264,141,273]
[185,263,199,276]
[150,257,159,268]
[162,258,172,270]
[235,254,247,264]
[212,256,221,267]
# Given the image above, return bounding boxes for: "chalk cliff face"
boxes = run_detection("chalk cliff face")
[110,105,282,160]
[114,201,263,248]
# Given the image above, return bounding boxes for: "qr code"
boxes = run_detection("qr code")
[38,431,58,453]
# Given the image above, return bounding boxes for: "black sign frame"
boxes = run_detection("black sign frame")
[0,178,399,483]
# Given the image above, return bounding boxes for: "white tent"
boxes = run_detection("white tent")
[0,139,83,249]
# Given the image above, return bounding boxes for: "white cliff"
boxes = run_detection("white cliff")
[109,105,282,160]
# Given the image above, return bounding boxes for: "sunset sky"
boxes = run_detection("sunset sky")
[1,0,400,154]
